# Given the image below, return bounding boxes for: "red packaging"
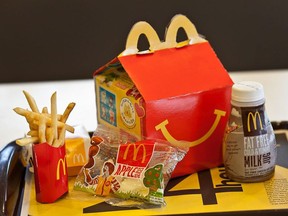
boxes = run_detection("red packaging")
[93,14,233,178]
[32,143,68,203]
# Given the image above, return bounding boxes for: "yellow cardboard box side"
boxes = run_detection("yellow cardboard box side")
[65,138,87,176]
[95,64,143,140]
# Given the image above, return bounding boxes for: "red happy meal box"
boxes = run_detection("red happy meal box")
[93,14,233,178]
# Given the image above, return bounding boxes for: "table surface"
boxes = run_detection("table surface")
[1,69,288,151]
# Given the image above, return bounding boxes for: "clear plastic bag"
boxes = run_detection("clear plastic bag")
[73,124,187,208]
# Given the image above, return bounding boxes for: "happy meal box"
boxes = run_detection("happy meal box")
[93,14,233,177]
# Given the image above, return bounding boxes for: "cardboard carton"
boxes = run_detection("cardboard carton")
[32,143,68,203]
[65,125,91,176]
[93,14,233,177]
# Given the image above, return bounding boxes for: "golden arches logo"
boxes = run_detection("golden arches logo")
[73,153,85,164]
[247,111,263,132]
[123,143,146,163]
[155,109,226,148]
[56,157,67,180]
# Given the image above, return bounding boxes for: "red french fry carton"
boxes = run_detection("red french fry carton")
[32,142,68,203]
[93,14,233,178]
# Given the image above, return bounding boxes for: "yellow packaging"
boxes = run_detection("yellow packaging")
[95,62,144,140]
[65,138,87,176]
[65,125,91,176]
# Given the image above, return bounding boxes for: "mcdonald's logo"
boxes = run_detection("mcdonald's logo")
[73,153,85,164]
[123,143,146,164]
[56,157,67,180]
[247,111,263,132]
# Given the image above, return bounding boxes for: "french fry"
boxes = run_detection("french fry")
[41,113,62,120]
[16,137,39,146]
[38,115,46,143]
[27,130,38,137]
[61,102,76,123]
[25,113,38,130]
[14,91,75,147]
[51,92,58,145]
[13,107,74,133]
[23,90,40,113]
[42,106,48,114]
[46,126,54,145]
[54,126,66,147]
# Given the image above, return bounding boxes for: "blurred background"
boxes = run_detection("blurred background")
[1,0,288,83]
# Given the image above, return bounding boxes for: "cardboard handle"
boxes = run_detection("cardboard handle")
[122,21,161,55]
[165,14,205,48]
[122,14,205,56]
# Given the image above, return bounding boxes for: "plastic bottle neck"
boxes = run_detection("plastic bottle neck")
[231,98,265,107]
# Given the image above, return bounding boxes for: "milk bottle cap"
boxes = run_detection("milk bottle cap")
[232,81,264,103]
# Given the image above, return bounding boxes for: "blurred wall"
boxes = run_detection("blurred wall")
[1,0,288,83]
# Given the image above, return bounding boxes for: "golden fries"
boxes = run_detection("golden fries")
[23,90,40,113]
[13,107,75,133]
[38,115,46,143]
[61,102,76,123]
[42,106,48,114]
[27,130,38,137]
[50,92,58,146]
[14,91,76,147]
[16,137,39,146]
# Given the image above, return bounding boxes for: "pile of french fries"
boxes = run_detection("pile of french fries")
[14,91,75,147]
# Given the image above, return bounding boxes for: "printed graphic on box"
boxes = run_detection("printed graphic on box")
[99,87,117,127]
[119,97,136,128]
[95,62,144,140]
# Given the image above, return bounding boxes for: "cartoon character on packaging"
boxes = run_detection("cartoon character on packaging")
[108,96,114,109]
[101,106,107,119]
[101,90,107,104]
[84,161,120,196]
[83,136,103,183]
[109,109,115,124]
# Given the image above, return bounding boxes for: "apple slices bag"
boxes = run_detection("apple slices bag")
[73,124,187,208]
